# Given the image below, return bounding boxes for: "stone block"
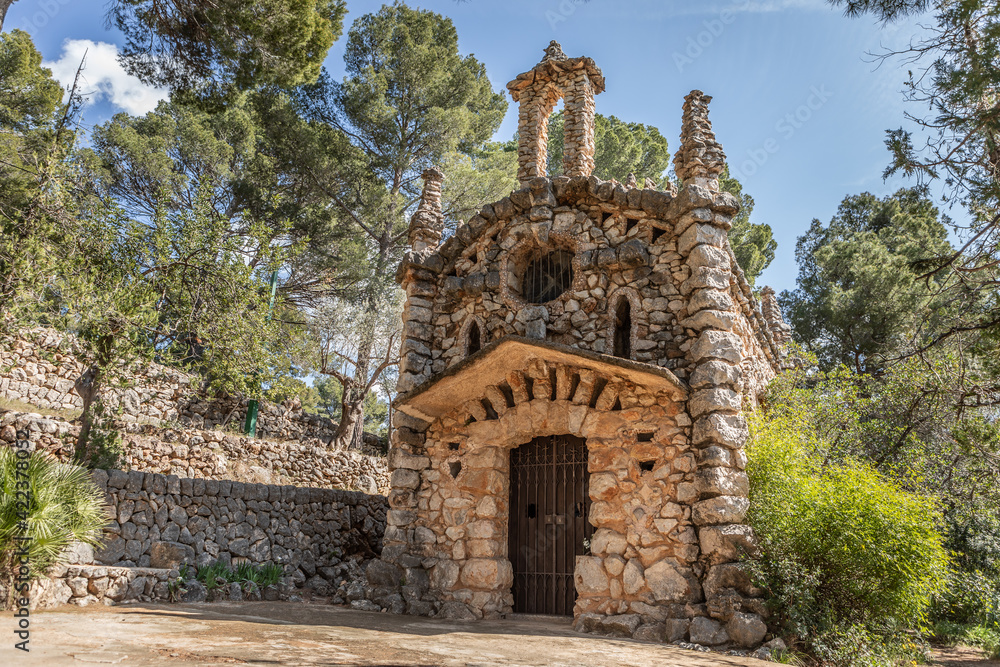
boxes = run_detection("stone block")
[645,560,690,602]
[727,612,767,648]
[590,529,627,556]
[699,524,757,563]
[149,541,194,569]
[695,467,749,498]
[692,413,748,447]
[689,616,729,646]
[688,388,741,418]
[574,556,609,596]
[690,331,743,365]
[600,614,642,638]
[678,222,726,256]
[692,496,750,526]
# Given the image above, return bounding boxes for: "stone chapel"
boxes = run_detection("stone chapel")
[366,41,790,649]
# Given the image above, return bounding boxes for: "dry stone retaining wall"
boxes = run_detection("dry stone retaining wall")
[0,409,389,494]
[0,328,377,449]
[90,468,386,592]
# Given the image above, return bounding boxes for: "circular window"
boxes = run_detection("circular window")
[523,250,575,304]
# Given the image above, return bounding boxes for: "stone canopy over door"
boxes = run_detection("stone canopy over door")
[380,337,693,622]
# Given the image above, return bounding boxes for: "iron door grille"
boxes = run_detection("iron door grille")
[508,434,593,616]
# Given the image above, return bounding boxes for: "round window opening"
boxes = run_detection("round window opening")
[523,249,575,304]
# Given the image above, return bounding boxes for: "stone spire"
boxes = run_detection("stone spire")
[507,42,605,184]
[408,167,445,252]
[760,286,792,346]
[673,90,726,190]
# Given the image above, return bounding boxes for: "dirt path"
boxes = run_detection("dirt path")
[932,646,1000,667]
[6,602,774,667]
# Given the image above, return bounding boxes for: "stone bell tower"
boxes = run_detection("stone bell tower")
[506,41,606,183]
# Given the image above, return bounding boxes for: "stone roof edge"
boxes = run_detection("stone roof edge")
[396,176,742,280]
[723,239,784,374]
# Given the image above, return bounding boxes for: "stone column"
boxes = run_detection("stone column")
[760,286,791,347]
[674,93,767,647]
[562,70,596,178]
[673,91,726,192]
[514,85,561,183]
[408,167,445,253]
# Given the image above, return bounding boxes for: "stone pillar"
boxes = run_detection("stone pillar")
[673,91,726,192]
[507,42,605,185]
[562,69,597,178]
[408,167,445,253]
[675,124,767,646]
[760,286,791,347]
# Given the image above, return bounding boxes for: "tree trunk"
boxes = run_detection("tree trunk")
[74,364,101,460]
[332,389,365,450]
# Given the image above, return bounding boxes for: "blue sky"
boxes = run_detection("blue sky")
[9,0,942,293]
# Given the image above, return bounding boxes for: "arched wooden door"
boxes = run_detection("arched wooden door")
[508,434,593,616]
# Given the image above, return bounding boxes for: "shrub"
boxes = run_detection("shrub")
[0,448,107,602]
[746,412,949,663]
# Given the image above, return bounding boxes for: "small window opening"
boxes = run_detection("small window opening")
[613,299,632,359]
[639,460,655,473]
[467,321,482,355]
[611,396,622,411]
[625,217,639,234]
[637,432,654,442]
[449,461,462,478]
[481,398,499,420]
[601,211,614,224]
[449,442,461,451]
[651,227,667,243]
[523,249,575,304]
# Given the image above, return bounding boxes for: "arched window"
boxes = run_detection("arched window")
[467,320,482,355]
[613,298,632,359]
[523,250,575,304]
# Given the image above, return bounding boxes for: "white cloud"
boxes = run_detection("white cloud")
[43,39,168,116]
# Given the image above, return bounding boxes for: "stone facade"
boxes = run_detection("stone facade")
[373,43,791,650]
[0,409,389,493]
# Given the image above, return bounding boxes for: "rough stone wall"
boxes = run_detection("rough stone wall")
[0,409,389,494]
[376,357,693,623]
[395,176,780,400]
[27,565,179,610]
[88,468,386,588]
[0,328,371,448]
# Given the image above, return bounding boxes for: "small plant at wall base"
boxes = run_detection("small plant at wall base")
[745,408,949,666]
[0,449,107,605]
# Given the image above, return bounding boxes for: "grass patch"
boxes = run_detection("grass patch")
[0,395,81,422]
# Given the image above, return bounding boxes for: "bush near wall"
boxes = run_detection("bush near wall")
[745,410,948,666]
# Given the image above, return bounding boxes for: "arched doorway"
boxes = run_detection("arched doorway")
[508,434,593,615]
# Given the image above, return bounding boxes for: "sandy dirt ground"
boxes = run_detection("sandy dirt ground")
[3,601,777,666]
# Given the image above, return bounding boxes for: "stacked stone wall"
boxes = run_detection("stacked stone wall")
[0,328,375,448]
[0,409,388,493]
[89,468,386,589]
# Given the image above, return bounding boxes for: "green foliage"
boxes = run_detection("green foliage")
[546,111,672,187]
[746,396,948,661]
[108,0,347,91]
[0,30,81,318]
[0,449,107,599]
[719,165,776,285]
[265,376,322,413]
[192,559,283,591]
[779,188,953,372]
